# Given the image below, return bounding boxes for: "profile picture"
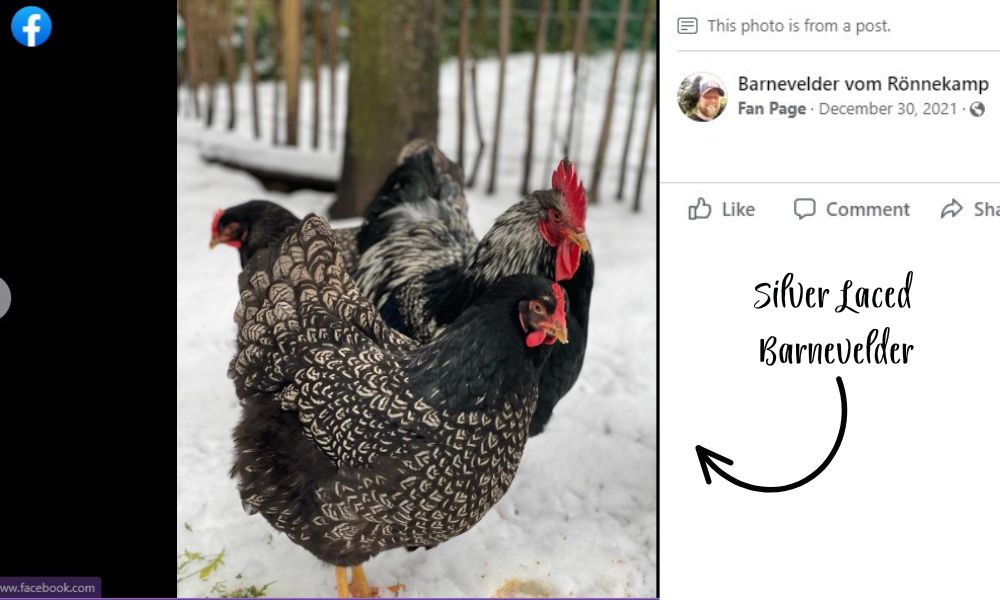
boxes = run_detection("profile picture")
[678,73,727,121]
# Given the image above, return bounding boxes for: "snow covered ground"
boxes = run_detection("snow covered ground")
[177,51,656,598]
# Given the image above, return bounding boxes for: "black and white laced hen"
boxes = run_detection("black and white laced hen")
[228,215,569,597]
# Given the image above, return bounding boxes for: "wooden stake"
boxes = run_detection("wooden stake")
[283,0,302,147]
[633,69,656,213]
[466,0,488,188]
[616,0,655,200]
[311,0,321,149]
[520,0,550,197]
[222,0,238,130]
[562,0,590,158]
[327,0,340,152]
[457,0,469,172]
[588,0,629,204]
[245,0,261,138]
[486,0,511,195]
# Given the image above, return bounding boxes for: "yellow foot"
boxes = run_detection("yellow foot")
[336,566,350,598]
[348,565,380,598]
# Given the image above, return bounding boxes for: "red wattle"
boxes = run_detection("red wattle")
[555,239,581,281]
[525,330,547,347]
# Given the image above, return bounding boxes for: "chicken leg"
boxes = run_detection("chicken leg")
[334,565,378,598]
[335,566,350,598]
[349,565,378,598]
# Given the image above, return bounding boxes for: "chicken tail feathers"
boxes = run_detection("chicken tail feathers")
[229,216,414,402]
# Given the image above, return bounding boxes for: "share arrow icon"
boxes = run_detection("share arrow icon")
[941,199,963,218]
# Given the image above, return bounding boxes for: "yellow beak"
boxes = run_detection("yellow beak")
[545,321,569,344]
[565,229,590,253]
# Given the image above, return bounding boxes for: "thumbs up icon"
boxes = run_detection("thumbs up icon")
[688,197,712,220]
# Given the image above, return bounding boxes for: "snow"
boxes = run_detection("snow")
[177,51,656,598]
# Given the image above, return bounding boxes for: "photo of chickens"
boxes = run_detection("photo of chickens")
[178,1,656,597]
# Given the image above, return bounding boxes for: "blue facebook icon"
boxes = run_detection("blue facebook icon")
[11,6,52,47]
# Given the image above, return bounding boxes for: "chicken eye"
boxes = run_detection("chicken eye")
[549,209,562,223]
[530,301,545,315]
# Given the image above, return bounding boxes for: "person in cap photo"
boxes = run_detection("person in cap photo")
[678,74,727,122]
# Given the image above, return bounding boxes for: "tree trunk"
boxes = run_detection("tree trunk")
[572,59,588,161]
[465,0,487,188]
[563,0,590,158]
[457,0,468,173]
[222,0,238,130]
[633,70,656,213]
[327,0,340,152]
[177,6,183,115]
[486,0,511,195]
[310,0,321,149]
[283,0,302,147]
[520,0,549,197]
[204,0,219,128]
[588,0,629,204]
[331,0,441,218]
[245,0,261,138]
[181,0,201,119]
[616,0,654,201]
[271,0,283,145]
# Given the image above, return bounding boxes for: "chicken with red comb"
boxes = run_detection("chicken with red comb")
[354,147,594,436]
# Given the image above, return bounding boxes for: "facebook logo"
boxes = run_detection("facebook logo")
[11,6,52,47]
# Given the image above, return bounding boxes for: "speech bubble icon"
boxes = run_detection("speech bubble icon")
[794,198,816,220]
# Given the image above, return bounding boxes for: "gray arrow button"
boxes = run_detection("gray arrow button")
[0,278,10,319]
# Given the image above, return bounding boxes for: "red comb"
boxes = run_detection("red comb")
[211,208,223,234]
[551,283,567,325]
[551,160,586,226]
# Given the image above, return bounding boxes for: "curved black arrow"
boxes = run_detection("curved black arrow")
[696,376,847,493]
